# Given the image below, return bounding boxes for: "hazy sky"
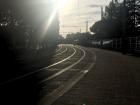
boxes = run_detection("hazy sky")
[58,0,112,37]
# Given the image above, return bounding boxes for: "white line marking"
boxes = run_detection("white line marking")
[39,46,86,83]
[0,47,76,86]
[40,47,97,105]
[45,47,76,69]
[83,70,89,73]
[56,45,62,52]
[54,47,67,57]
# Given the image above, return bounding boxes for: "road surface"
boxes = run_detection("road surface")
[0,44,140,105]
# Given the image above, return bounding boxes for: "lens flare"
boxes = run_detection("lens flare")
[42,0,69,38]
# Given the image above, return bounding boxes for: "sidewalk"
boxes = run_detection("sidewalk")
[52,48,140,105]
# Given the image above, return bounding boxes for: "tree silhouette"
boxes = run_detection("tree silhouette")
[0,0,59,75]
[0,0,59,51]
[90,0,140,40]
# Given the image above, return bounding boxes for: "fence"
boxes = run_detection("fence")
[92,36,140,54]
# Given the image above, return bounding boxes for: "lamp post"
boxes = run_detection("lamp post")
[122,0,127,54]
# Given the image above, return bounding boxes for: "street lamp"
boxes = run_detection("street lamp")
[116,0,127,53]
[119,0,127,54]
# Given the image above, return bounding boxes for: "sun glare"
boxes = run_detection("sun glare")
[42,0,72,38]
[57,0,68,9]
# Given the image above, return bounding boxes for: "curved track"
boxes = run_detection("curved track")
[0,44,97,105]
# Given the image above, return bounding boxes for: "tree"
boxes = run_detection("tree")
[0,0,59,51]
[90,1,122,39]
[90,0,140,40]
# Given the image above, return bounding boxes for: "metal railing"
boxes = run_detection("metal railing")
[128,36,140,53]
[91,36,140,54]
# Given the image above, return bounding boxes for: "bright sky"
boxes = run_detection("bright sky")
[58,0,112,37]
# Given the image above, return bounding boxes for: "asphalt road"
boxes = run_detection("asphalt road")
[0,44,140,105]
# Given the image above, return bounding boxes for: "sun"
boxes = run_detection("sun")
[57,0,68,9]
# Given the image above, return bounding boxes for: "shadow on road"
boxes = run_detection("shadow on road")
[0,47,57,105]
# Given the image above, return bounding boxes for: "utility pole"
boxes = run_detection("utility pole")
[122,0,127,54]
[133,0,136,35]
[101,6,104,20]
[86,21,88,33]
[123,0,126,36]
[80,28,81,33]
[77,0,79,8]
